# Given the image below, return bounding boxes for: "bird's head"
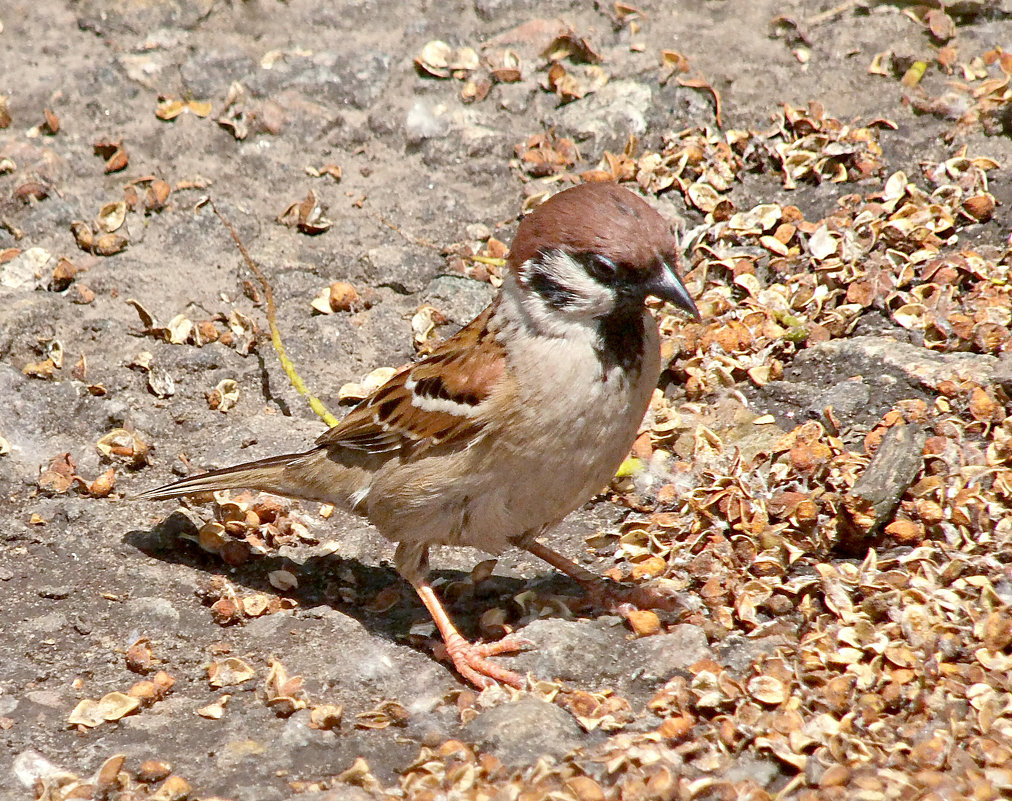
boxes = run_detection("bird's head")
[507,182,700,323]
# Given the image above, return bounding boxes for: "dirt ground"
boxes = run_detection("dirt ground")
[2,1,1012,799]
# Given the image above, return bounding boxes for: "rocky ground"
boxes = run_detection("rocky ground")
[2,1,1012,800]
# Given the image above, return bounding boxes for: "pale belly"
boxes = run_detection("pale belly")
[366,315,659,554]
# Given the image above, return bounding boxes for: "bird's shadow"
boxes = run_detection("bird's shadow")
[123,510,586,648]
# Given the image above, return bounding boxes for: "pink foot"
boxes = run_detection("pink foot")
[437,633,532,689]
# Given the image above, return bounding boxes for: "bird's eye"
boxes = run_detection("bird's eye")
[583,253,617,282]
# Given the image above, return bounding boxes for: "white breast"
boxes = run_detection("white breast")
[449,285,658,551]
[364,279,661,556]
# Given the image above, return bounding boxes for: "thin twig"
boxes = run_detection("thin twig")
[369,210,441,251]
[206,198,340,428]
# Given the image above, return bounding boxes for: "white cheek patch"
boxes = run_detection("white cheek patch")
[505,252,619,344]
[530,250,616,318]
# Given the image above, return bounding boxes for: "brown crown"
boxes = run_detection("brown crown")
[508,182,677,275]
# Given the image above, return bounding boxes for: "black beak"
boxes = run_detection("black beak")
[647,262,701,320]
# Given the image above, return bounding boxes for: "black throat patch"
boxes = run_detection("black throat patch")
[596,305,646,376]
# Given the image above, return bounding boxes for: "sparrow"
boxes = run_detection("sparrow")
[139,181,700,688]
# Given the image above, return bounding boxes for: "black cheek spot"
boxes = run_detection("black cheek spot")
[528,270,579,310]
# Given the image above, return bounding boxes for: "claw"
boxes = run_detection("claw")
[412,579,531,689]
[441,633,529,689]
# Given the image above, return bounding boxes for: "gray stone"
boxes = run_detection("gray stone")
[423,275,495,326]
[294,788,375,801]
[498,83,535,115]
[794,336,999,394]
[715,633,791,675]
[359,244,441,293]
[120,695,205,733]
[465,223,492,240]
[0,365,87,472]
[229,787,287,801]
[1,247,48,291]
[507,618,710,687]
[252,51,391,110]
[367,108,400,137]
[281,709,338,750]
[758,380,821,427]
[405,99,451,144]
[474,0,535,21]
[12,750,65,791]
[506,618,626,683]
[180,49,257,98]
[169,343,230,372]
[242,611,294,639]
[547,81,653,153]
[809,378,871,425]
[262,610,451,700]
[761,335,1001,429]
[18,612,68,635]
[460,125,504,159]
[76,0,215,36]
[804,755,828,787]
[405,105,499,167]
[123,596,180,628]
[215,736,272,771]
[993,352,1012,396]
[626,624,711,683]
[25,691,65,709]
[465,695,586,765]
[36,585,70,600]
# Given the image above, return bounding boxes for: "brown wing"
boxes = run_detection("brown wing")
[315,303,506,456]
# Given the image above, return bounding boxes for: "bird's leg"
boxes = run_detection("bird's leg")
[517,536,680,613]
[396,543,528,689]
[411,580,528,689]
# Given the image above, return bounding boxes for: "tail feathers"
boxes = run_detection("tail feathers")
[135,450,316,502]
